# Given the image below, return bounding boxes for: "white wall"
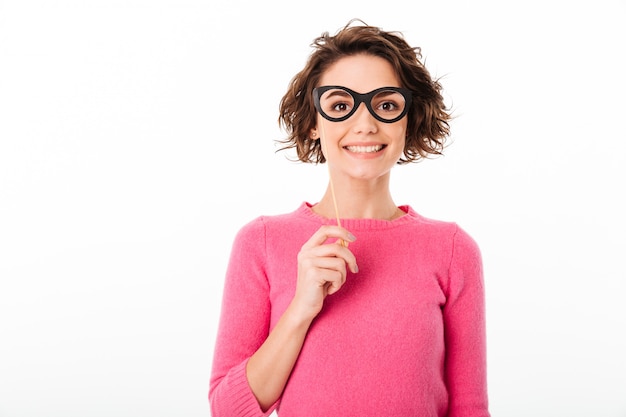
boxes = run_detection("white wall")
[1,1,625,416]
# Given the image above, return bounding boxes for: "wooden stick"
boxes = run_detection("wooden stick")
[319,120,348,247]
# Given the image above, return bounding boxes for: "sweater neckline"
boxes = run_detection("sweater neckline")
[297,201,420,230]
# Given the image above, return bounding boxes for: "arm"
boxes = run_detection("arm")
[209,219,276,417]
[245,301,314,411]
[443,226,491,417]
[210,221,357,416]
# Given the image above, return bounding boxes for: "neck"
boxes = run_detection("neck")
[313,175,402,220]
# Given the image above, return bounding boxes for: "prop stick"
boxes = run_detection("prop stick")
[319,120,348,247]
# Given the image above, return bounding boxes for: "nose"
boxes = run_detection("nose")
[350,102,377,134]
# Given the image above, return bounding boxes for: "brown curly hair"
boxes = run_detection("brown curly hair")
[277,19,452,164]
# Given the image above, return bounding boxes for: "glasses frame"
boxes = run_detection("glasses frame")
[313,85,412,123]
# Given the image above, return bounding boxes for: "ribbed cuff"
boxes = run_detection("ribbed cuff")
[210,360,279,417]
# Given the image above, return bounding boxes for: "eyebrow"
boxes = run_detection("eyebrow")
[323,89,352,99]
[374,90,400,98]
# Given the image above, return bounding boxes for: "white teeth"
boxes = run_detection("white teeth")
[345,145,384,153]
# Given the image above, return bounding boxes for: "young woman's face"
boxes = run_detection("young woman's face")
[313,54,408,182]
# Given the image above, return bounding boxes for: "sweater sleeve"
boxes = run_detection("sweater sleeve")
[209,218,279,417]
[443,225,490,417]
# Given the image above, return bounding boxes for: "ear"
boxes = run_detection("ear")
[309,128,319,140]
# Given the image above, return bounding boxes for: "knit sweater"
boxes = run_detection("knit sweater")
[209,202,490,417]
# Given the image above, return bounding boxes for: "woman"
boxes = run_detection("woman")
[209,20,490,417]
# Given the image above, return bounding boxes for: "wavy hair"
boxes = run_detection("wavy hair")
[277,19,452,164]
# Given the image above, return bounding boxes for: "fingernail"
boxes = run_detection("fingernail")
[347,232,356,241]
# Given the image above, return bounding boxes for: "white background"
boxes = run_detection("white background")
[1,1,625,416]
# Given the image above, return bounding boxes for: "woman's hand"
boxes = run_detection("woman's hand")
[245,225,357,410]
[290,225,358,321]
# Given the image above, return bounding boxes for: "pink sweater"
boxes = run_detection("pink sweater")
[210,202,490,417]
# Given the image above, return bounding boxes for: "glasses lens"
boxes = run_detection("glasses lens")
[371,89,407,121]
[318,88,355,120]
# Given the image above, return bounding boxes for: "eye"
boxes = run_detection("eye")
[371,90,406,120]
[319,88,355,117]
[333,102,351,113]
[378,101,400,112]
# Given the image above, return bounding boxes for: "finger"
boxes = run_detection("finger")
[320,269,346,296]
[336,238,349,248]
[330,245,358,274]
[300,243,359,275]
[299,256,346,284]
[326,280,342,296]
[310,257,348,280]
[301,225,356,250]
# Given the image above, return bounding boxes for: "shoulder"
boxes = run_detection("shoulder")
[233,203,318,244]
[402,207,464,238]
[405,211,484,298]
[403,207,481,258]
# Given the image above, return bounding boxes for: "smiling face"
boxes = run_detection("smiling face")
[313,54,408,183]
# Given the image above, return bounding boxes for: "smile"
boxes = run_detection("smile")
[344,144,386,153]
